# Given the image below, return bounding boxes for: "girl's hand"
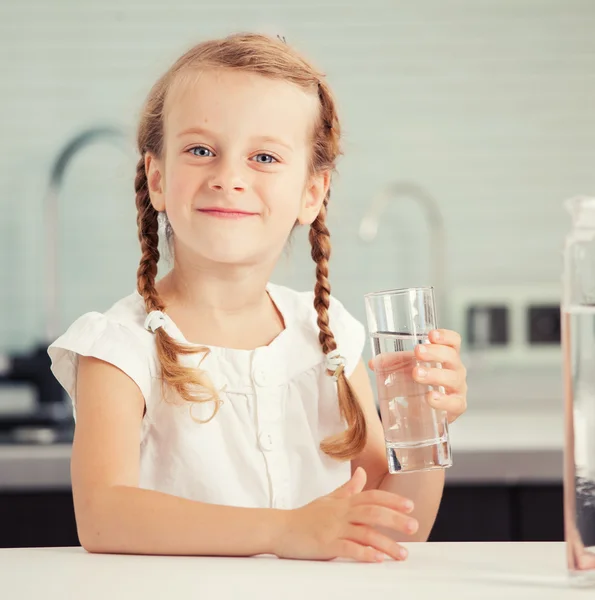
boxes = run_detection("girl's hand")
[369,329,468,424]
[273,467,416,562]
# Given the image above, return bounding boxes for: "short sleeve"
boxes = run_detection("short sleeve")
[47,312,154,416]
[328,296,367,378]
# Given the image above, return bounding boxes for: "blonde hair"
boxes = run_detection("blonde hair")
[135,32,366,461]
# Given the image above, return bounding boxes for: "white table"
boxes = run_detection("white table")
[1,543,593,599]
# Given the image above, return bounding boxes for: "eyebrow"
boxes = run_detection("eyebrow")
[176,127,294,152]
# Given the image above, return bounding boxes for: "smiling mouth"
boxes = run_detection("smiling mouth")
[197,208,258,219]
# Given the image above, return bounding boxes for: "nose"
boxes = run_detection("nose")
[208,160,246,194]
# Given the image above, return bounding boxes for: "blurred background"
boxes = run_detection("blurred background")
[1,0,594,548]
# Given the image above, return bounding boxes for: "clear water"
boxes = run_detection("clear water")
[371,332,451,473]
[563,307,595,582]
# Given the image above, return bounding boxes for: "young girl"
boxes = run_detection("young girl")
[48,33,468,563]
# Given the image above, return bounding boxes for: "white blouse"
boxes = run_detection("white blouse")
[48,283,366,510]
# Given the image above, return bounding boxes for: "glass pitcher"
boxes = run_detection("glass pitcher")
[562,195,595,583]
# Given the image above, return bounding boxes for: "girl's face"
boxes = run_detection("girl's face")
[146,69,329,268]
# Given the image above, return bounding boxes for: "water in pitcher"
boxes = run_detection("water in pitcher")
[563,306,595,580]
[371,332,451,473]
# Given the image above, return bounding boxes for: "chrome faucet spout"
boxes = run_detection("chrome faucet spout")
[358,181,448,323]
[44,127,129,341]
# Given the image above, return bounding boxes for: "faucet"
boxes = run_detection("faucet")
[0,127,130,438]
[358,181,448,325]
[44,126,130,341]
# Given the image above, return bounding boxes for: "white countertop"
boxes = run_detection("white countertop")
[0,406,565,490]
[446,406,563,484]
[1,543,593,599]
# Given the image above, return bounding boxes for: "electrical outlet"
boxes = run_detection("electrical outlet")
[448,284,562,368]
[466,305,509,347]
[527,304,561,345]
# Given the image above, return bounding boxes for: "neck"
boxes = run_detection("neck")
[155,256,280,328]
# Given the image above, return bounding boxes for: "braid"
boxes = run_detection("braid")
[135,158,163,312]
[309,193,367,461]
[135,157,221,423]
[309,198,336,354]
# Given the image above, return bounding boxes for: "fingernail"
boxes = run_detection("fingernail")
[375,552,385,562]
[399,547,408,560]
[417,344,427,354]
[433,331,440,340]
[417,367,427,379]
[404,500,414,512]
[431,392,443,403]
[407,519,419,533]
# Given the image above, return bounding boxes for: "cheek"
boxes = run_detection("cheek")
[265,185,303,227]
[262,168,308,216]
[163,163,196,215]
[166,162,190,194]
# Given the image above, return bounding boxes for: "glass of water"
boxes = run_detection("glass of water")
[561,196,595,584]
[364,286,452,473]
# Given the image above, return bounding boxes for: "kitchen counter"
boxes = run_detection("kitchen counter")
[0,406,564,490]
[445,407,563,484]
[1,542,593,599]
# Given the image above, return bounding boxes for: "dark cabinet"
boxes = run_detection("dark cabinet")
[429,484,564,542]
[0,484,565,548]
[516,485,564,542]
[0,491,79,548]
[428,485,513,541]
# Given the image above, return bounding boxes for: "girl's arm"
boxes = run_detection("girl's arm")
[73,356,415,560]
[73,356,286,555]
[348,360,444,542]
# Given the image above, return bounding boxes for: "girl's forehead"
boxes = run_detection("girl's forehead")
[164,69,319,145]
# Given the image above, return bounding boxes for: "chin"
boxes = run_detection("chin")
[174,226,286,267]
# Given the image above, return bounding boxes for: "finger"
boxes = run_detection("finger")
[331,467,367,499]
[430,329,462,352]
[350,489,415,514]
[414,344,462,369]
[368,351,415,373]
[332,539,385,563]
[577,552,595,570]
[348,504,419,537]
[427,391,467,422]
[414,365,465,393]
[343,525,408,562]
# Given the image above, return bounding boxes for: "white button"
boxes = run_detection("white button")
[254,369,268,386]
[258,431,273,451]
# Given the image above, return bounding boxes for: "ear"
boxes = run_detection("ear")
[145,153,165,212]
[297,170,331,225]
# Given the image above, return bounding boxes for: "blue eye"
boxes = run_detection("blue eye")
[189,146,214,157]
[252,154,277,164]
